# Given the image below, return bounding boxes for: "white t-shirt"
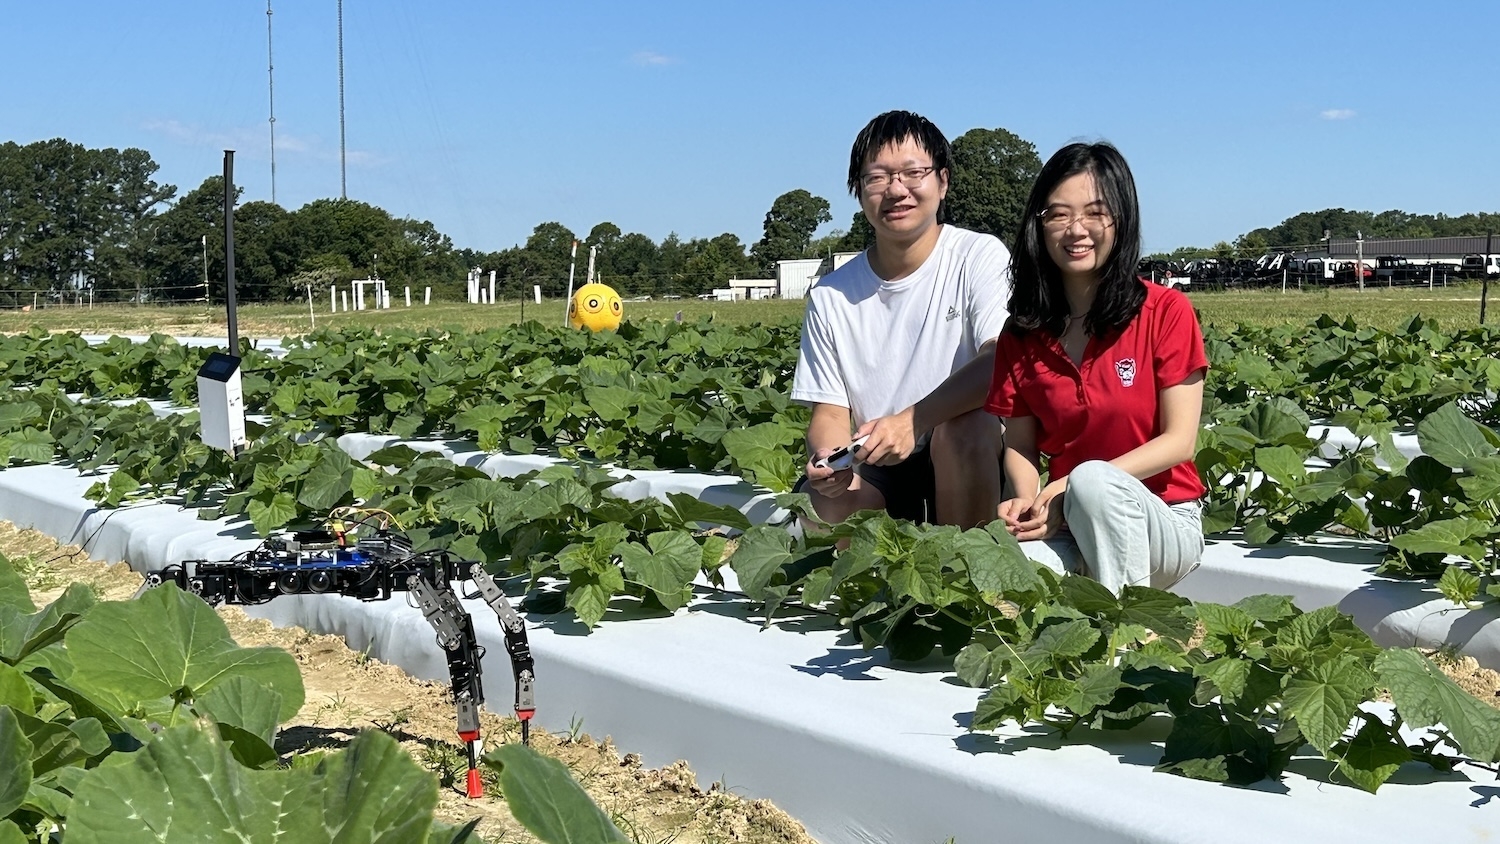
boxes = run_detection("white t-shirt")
[792,225,1012,429]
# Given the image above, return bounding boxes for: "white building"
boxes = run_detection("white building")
[775,251,866,299]
[729,278,777,300]
[776,258,823,299]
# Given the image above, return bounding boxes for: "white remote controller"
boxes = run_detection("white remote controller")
[815,435,870,471]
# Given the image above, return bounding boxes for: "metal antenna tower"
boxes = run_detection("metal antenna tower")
[338,0,347,200]
[266,0,277,204]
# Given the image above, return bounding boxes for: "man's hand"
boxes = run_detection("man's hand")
[806,447,856,498]
[854,407,919,466]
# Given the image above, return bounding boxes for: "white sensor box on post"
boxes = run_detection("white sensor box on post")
[197,352,246,454]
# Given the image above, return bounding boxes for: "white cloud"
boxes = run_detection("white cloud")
[143,118,259,149]
[631,50,675,66]
[142,119,384,166]
[1320,108,1356,121]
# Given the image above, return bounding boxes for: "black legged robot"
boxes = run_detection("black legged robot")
[137,515,535,799]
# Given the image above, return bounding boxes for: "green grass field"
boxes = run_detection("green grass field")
[0,283,1493,338]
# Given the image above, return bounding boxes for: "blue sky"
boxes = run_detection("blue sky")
[5,1,1497,255]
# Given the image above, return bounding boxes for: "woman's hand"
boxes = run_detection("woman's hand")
[997,496,1034,532]
[998,479,1066,541]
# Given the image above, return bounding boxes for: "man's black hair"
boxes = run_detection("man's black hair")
[1005,142,1145,339]
[846,111,953,198]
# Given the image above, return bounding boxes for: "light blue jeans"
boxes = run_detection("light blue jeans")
[1018,460,1204,594]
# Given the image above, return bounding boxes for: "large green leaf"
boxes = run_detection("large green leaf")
[1253,445,1307,486]
[5,428,55,464]
[0,583,96,665]
[1388,517,1490,561]
[247,491,299,536]
[0,707,32,819]
[0,401,40,433]
[1437,565,1481,605]
[953,643,994,688]
[1060,663,1124,715]
[1241,399,1310,446]
[616,531,701,611]
[1332,714,1411,794]
[885,539,943,605]
[958,528,1045,597]
[727,526,793,601]
[1416,401,1496,470]
[1025,619,1100,664]
[0,554,35,613]
[65,584,303,722]
[195,676,284,769]
[564,569,623,629]
[1231,594,1297,626]
[665,492,752,532]
[720,421,799,492]
[1058,576,1117,618]
[1116,587,1195,644]
[582,385,635,423]
[1193,658,1252,704]
[1281,655,1373,754]
[1376,648,1500,763]
[486,742,627,844]
[0,663,31,714]
[66,726,438,844]
[299,449,355,511]
[430,820,485,844]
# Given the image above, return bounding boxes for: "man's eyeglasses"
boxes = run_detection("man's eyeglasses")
[860,166,937,192]
[1039,206,1113,232]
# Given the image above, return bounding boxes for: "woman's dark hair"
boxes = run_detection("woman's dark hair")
[1005,142,1144,338]
[846,111,952,199]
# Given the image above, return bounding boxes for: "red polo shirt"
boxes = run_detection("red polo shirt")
[985,283,1208,504]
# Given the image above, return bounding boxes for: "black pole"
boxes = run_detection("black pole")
[1482,231,1492,326]
[223,151,239,355]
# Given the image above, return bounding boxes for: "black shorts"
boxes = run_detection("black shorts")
[795,449,937,524]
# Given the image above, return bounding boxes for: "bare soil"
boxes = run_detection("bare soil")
[0,521,816,844]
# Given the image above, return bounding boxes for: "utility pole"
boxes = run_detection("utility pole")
[337,0,347,200]
[1356,231,1364,292]
[563,240,578,324]
[201,234,209,302]
[266,0,277,204]
[1483,231,1493,325]
[223,150,239,354]
[587,244,598,285]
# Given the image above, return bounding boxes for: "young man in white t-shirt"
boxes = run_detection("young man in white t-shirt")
[792,111,1011,528]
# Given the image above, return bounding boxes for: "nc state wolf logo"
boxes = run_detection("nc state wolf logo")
[1114,358,1137,387]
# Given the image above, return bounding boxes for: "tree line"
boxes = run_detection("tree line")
[0,129,1044,304]
[1150,208,1500,263]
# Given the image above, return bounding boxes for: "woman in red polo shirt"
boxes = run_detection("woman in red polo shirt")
[985,142,1207,593]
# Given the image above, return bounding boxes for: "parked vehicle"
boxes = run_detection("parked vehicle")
[1137,259,1190,289]
[1462,254,1500,277]
[1333,261,1374,285]
[1375,256,1422,284]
